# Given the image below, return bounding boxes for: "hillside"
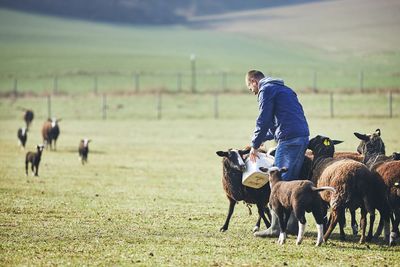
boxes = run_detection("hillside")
[189,0,400,54]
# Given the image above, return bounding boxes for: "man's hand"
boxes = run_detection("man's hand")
[249,147,259,163]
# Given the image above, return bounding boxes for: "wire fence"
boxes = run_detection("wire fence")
[1,69,400,96]
[1,92,398,121]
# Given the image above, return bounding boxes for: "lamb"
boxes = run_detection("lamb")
[79,139,91,165]
[354,129,400,245]
[25,144,44,176]
[17,127,28,149]
[216,148,271,232]
[308,135,391,244]
[259,166,335,246]
[23,109,34,129]
[42,118,61,150]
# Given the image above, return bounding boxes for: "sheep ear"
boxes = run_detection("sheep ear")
[239,148,251,155]
[280,167,288,173]
[375,129,381,136]
[354,132,369,141]
[332,140,343,145]
[259,167,268,173]
[216,151,228,157]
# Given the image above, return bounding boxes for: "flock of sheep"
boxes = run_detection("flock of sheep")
[17,109,91,176]
[216,130,400,246]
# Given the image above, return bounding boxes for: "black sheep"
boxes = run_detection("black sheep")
[17,127,28,149]
[216,148,271,232]
[25,144,44,176]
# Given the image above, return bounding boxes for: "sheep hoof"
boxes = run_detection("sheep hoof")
[220,227,227,232]
[296,240,302,246]
[252,226,260,233]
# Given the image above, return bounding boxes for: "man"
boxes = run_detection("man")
[246,70,309,237]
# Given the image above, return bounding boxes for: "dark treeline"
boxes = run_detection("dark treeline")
[0,0,319,25]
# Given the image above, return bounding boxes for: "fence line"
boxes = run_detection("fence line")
[9,91,397,121]
[2,70,399,96]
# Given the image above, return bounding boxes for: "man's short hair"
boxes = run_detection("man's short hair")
[247,70,265,81]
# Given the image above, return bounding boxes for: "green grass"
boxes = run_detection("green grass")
[1,119,400,266]
[0,8,400,94]
[1,95,400,265]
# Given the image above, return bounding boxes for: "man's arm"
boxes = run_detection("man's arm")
[251,89,275,150]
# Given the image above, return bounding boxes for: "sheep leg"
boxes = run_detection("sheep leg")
[25,161,29,176]
[220,198,236,232]
[256,202,271,231]
[31,163,35,176]
[359,208,367,244]
[277,208,289,245]
[338,210,346,241]
[294,208,306,245]
[323,209,340,242]
[389,209,400,245]
[312,204,325,246]
[350,209,359,235]
[35,163,39,177]
[366,211,376,242]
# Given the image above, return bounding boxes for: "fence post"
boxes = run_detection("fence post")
[53,76,58,95]
[157,91,162,120]
[389,91,393,118]
[94,76,98,95]
[47,95,52,118]
[359,70,364,93]
[312,71,317,93]
[214,92,219,119]
[102,94,107,120]
[177,72,182,93]
[13,78,18,97]
[134,72,140,93]
[330,92,334,118]
[221,71,227,91]
[190,54,196,93]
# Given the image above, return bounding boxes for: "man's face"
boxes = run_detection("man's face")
[246,76,259,95]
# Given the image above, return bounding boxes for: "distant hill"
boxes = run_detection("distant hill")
[0,0,319,25]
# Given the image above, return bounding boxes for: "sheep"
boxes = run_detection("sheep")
[259,166,335,246]
[23,109,34,129]
[17,127,28,149]
[354,129,400,245]
[79,139,91,165]
[216,148,271,232]
[25,144,44,176]
[308,135,391,244]
[42,118,61,151]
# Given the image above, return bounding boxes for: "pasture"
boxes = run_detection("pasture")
[1,94,400,266]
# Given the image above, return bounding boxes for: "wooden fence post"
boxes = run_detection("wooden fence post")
[177,72,182,92]
[359,70,364,93]
[389,91,393,118]
[330,92,334,118]
[221,72,227,91]
[214,92,219,119]
[313,71,317,93]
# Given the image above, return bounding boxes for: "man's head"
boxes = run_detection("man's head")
[245,70,265,95]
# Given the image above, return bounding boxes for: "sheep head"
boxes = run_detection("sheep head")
[308,135,343,158]
[354,129,385,156]
[216,148,250,172]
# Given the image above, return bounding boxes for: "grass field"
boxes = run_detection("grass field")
[1,95,400,265]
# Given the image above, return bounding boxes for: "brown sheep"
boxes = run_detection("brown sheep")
[42,118,61,151]
[260,166,335,246]
[308,135,391,244]
[78,139,91,165]
[355,129,400,245]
